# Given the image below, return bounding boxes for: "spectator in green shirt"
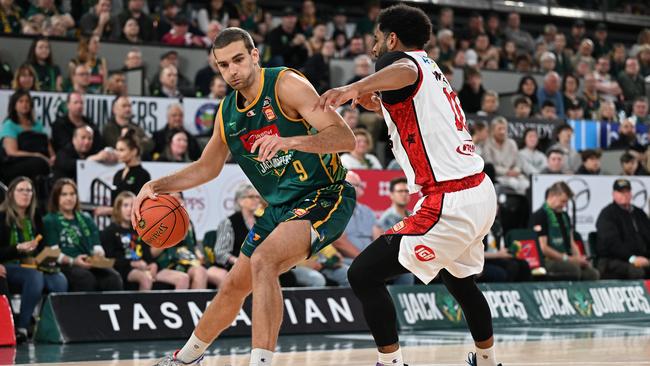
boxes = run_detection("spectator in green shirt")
[43,178,123,292]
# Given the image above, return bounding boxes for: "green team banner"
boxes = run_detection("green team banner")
[388,280,650,331]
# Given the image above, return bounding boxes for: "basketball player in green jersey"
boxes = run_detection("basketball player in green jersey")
[133,28,357,366]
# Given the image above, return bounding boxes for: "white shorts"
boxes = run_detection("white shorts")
[386,174,497,284]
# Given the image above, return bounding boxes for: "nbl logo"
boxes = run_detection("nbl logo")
[414,245,436,262]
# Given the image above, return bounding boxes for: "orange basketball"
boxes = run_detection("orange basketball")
[135,194,190,249]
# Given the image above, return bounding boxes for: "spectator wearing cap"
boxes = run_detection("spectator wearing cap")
[458,67,485,114]
[595,179,650,279]
[537,71,565,118]
[618,59,646,107]
[631,97,650,125]
[610,118,643,151]
[504,12,534,55]
[161,14,205,47]
[79,0,114,38]
[593,22,612,58]
[530,182,599,281]
[265,6,308,68]
[575,149,602,175]
[149,51,193,97]
[553,33,573,76]
[567,20,586,52]
[540,148,569,174]
[114,0,153,42]
[548,124,581,172]
[513,96,533,118]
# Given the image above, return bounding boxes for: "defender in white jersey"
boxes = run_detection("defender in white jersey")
[317,4,501,366]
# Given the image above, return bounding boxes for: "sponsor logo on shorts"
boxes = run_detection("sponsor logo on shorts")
[414,244,436,262]
[293,208,308,217]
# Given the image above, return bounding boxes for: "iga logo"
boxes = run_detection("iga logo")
[414,245,435,261]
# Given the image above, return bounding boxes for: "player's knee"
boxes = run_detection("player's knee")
[250,251,280,277]
[347,259,370,291]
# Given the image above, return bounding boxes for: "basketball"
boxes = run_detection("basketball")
[135,194,190,249]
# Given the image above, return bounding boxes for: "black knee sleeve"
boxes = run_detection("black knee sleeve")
[440,269,494,342]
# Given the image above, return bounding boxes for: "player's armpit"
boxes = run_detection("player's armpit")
[278,72,356,153]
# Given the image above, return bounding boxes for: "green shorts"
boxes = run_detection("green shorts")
[240,181,356,258]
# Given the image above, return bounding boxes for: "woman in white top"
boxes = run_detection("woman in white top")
[340,128,383,170]
[518,128,547,176]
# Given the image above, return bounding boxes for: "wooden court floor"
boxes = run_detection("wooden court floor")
[17,335,650,366]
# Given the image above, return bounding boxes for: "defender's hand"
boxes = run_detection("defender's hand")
[352,92,381,112]
[314,85,360,112]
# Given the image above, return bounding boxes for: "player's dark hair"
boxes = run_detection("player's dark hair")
[389,177,408,192]
[545,181,573,199]
[377,4,432,49]
[117,128,142,156]
[212,27,255,53]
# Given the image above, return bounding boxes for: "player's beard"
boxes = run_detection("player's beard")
[377,40,389,58]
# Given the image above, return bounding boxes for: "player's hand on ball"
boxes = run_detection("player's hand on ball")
[315,85,360,112]
[251,134,291,161]
[132,182,158,230]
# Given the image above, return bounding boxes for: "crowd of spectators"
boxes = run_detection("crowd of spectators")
[1,1,650,344]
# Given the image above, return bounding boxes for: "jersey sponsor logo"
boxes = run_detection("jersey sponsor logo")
[414,244,436,262]
[240,124,280,152]
[392,221,405,232]
[254,152,294,176]
[455,142,476,156]
[229,127,247,137]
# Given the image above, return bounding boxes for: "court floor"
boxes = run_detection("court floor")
[4,323,650,366]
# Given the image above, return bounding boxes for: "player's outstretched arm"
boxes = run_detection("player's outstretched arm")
[314,58,418,112]
[131,124,230,227]
[251,71,356,161]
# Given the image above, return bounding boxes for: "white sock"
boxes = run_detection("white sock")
[476,344,497,366]
[249,348,273,366]
[378,348,404,366]
[176,332,210,363]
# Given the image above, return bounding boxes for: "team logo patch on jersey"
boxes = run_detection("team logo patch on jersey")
[262,96,277,121]
[455,141,476,156]
[246,110,256,117]
[414,244,436,262]
[263,96,271,107]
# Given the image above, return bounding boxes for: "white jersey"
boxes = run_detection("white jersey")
[380,50,484,194]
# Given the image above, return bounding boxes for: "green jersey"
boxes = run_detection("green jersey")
[219,67,346,206]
